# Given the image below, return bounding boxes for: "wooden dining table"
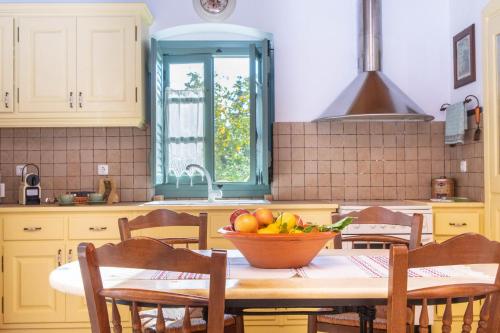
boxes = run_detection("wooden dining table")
[49,248,498,332]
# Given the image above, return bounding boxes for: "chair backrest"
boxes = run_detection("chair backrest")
[387,233,500,333]
[333,206,423,250]
[118,209,208,250]
[78,237,227,333]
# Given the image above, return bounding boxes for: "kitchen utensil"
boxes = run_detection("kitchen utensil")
[57,194,75,204]
[18,163,41,205]
[474,106,481,141]
[218,227,337,268]
[88,192,104,202]
[431,176,455,199]
[98,177,119,204]
[87,200,107,205]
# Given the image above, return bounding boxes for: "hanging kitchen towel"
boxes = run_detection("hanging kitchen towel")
[445,102,468,145]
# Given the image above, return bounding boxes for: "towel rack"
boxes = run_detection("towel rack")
[439,94,482,117]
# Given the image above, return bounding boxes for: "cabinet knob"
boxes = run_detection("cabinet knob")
[57,249,62,267]
[449,222,467,227]
[78,92,83,108]
[89,226,107,232]
[23,226,42,232]
[4,92,9,108]
[69,92,74,108]
[67,249,73,262]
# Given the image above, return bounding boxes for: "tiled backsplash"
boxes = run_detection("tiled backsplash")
[445,116,484,201]
[271,120,484,202]
[0,119,484,204]
[0,127,153,203]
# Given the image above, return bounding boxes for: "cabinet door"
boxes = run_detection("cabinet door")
[0,17,13,113]
[17,17,76,113]
[77,17,137,114]
[65,240,130,324]
[4,242,66,323]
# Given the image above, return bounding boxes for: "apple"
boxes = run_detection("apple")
[234,214,259,233]
[253,208,274,226]
[229,209,250,228]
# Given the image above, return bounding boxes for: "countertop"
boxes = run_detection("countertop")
[0,199,485,213]
[0,200,339,213]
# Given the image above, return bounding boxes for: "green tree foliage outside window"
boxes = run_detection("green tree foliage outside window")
[184,71,251,183]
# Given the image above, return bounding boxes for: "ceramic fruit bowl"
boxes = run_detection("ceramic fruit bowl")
[218,226,337,268]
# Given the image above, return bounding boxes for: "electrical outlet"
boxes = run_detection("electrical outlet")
[460,160,467,173]
[16,164,26,176]
[97,164,109,176]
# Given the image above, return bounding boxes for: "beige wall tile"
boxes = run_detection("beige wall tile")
[291,123,304,135]
[291,135,304,148]
[304,123,317,135]
[318,121,330,135]
[93,150,106,163]
[80,136,94,150]
[278,135,291,148]
[305,186,318,200]
[305,174,318,186]
[331,121,343,134]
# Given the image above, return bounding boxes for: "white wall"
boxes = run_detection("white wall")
[449,0,489,106]
[0,0,453,122]
[146,0,452,121]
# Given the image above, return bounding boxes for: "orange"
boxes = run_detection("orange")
[253,208,274,226]
[234,214,259,233]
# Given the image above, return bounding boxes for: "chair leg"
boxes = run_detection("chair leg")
[307,315,318,333]
[235,315,245,333]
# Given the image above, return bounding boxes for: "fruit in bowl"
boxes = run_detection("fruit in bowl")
[234,213,259,233]
[219,208,353,268]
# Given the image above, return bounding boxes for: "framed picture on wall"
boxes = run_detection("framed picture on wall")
[453,24,476,89]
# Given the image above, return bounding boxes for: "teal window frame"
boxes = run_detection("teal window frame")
[150,39,274,198]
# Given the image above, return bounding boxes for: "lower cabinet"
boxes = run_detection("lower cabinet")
[431,204,484,333]
[3,242,66,323]
[0,205,335,332]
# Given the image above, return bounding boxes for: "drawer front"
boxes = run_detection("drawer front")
[68,214,122,240]
[4,215,65,240]
[434,212,480,235]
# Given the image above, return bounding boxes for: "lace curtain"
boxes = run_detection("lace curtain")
[165,88,205,184]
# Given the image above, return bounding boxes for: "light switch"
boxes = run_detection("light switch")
[460,160,467,173]
[97,164,109,176]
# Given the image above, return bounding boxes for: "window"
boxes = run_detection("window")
[151,40,274,197]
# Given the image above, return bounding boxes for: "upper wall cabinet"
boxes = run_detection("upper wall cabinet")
[17,17,77,113]
[0,17,13,113]
[0,4,153,127]
[77,17,137,114]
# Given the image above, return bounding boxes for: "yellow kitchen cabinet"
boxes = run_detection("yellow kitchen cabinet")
[0,202,337,332]
[77,16,137,114]
[0,17,13,114]
[65,241,130,325]
[429,203,485,333]
[17,16,77,114]
[0,3,152,128]
[3,242,66,324]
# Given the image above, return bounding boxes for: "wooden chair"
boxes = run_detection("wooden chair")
[79,237,236,333]
[118,209,244,333]
[118,209,208,249]
[308,206,423,333]
[388,233,500,333]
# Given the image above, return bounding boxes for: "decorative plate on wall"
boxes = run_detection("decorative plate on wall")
[193,0,236,22]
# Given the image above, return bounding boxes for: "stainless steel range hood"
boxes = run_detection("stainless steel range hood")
[315,0,434,122]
